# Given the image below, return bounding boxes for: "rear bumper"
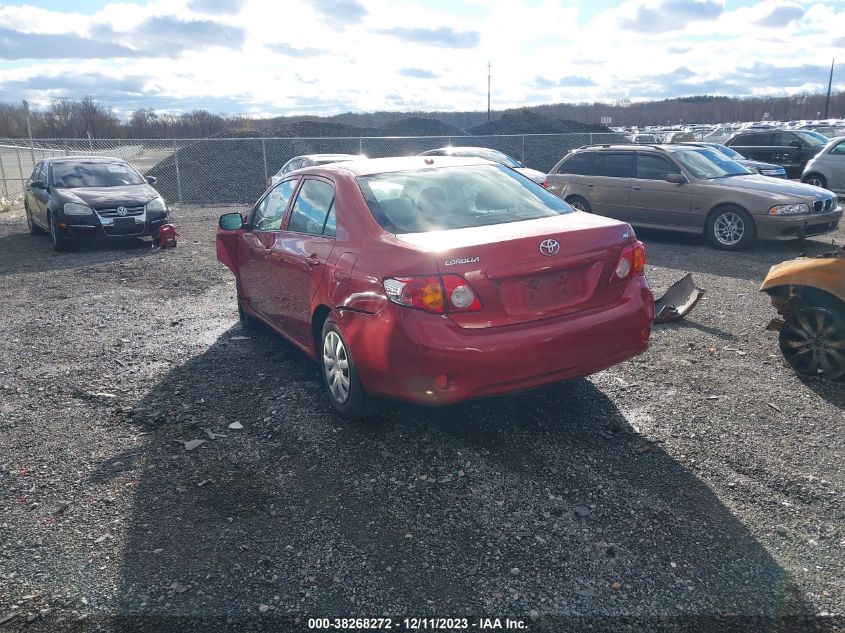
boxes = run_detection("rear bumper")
[338,276,654,405]
[755,208,842,240]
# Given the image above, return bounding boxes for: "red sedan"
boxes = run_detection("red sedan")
[217,157,654,418]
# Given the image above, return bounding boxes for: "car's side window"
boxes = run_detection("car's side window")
[830,142,845,155]
[287,179,336,235]
[588,153,634,178]
[558,152,594,175]
[322,206,337,237]
[252,179,297,230]
[635,154,681,180]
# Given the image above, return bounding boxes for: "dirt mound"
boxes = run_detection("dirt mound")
[375,117,469,137]
[468,109,611,135]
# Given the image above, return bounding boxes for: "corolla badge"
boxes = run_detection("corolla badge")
[539,238,560,257]
[444,256,480,266]
[116,206,128,216]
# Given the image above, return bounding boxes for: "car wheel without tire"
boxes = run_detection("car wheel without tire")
[802,173,828,189]
[779,306,845,381]
[321,318,381,419]
[26,203,44,235]
[706,206,755,250]
[566,196,592,213]
[48,213,69,251]
[236,283,259,330]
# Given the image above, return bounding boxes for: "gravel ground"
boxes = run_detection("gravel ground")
[0,205,843,632]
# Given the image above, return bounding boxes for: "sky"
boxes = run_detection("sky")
[0,0,843,117]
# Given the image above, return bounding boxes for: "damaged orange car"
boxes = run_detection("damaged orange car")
[761,249,845,380]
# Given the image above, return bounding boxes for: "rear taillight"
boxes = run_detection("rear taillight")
[383,274,481,314]
[541,180,548,189]
[609,241,646,283]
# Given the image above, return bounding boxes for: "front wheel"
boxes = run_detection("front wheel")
[706,206,756,250]
[48,213,70,251]
[236,283,259,331]
[779,306,845,381]
[802,173,828,189]
[321,318,381,419]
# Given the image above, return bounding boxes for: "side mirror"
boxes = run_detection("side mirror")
[665,173,686,184]
[29,180,45,190]
[219,212,243,231]
[146,176,158,185]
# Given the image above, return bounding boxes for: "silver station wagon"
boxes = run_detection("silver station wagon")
[546,144,842,250]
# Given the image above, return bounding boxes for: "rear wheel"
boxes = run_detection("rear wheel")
[779,306,845,380]
[321,318,381,420]
[26,203,44,235]
[566,196,592,213]
[48,213,70,251]
[706,206,755,250]
[802,173,827,189]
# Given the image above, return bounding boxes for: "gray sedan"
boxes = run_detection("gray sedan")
[802,136,845,194]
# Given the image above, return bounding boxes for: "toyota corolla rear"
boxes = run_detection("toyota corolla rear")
[343,161,654,405]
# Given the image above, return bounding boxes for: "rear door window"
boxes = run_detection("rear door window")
[588,153,634,178]
[558,152,594,174]
[829,141,845,155]
[635,154,681,180]
[287,179,336,235]
[253,179,297,230]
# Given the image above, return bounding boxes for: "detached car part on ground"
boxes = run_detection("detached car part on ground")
[24,156,169,250]
[760,249,845,380]
[217,156,654,419]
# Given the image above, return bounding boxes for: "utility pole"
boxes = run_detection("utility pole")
[487,61,491,123]
[824,58,835,120]
[22,100,35,166]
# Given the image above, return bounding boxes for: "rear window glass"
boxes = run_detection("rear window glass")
[52,162,145,188]
[357,164,572,234]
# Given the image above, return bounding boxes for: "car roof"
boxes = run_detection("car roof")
[295,153,361,161]
[422,146,504,154]
[44,156,128,164]
[573,144,697,153]
[311,155,496,177]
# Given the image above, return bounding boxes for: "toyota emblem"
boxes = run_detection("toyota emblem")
[116,206,128,216]
[539,238,560,257]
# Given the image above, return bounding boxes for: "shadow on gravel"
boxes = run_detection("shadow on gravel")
[79,325,826,632]
[798,375,845,411]
[0,229,156,277]
[638,227,839,283]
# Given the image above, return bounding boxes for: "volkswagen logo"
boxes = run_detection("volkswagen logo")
[116,206,128,216]
[539,238,560,257]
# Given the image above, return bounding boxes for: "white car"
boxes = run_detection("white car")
[268,154,362,188]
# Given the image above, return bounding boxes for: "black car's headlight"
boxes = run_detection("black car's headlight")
[146,197,166,214]
[64,202,94,216]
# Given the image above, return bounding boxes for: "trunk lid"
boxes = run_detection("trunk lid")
[397,213,634,328]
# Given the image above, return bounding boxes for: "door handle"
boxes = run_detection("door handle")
[587,183,594,187]
[305,256,322,267]
[632,185,641,190]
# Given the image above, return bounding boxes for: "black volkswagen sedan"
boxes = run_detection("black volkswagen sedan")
[25,156,168,250]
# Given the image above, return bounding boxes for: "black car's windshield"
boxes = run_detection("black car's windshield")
[358,164,571,234]
[52,161,145,188]
[794,130,827,146]
[673,148,752,179]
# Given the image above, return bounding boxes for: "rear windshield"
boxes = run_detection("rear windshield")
[673,148,751,179]
[357,164,572,234]
[52,162,145,188]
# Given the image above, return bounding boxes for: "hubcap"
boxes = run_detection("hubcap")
[780,307,845,380]
[808,177,824,187]
[714,212,745,246]
[322,331,351,403]
[569,200,587,212]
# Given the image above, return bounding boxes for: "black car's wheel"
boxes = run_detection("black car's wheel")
[320,318,382,420]
[706,206,756,250]
[48,213,70,251]
[566,196,592,213]
[25,203,44,235]
[779,306,845,381]
[236,283,259,330]
[802,173,828,189]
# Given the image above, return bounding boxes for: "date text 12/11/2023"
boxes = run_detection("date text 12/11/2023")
[307,617,528,630]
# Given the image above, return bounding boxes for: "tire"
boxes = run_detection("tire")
[320,318,382,420]
[779,306,845,381]
[802,173,828,189]
[236,283,259,331]
[566,196,592,213]
[706,206,756,250]
[48,213,70,251]
[25,203,44,235]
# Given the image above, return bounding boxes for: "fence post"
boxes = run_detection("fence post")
[261,138,268,184]
[63,138,68,156]
[172,140,183,209]
[0,147,8,198]
[358,137,363,155]
[589,133,593,145]
[14,145,25,197]
[521,135,525,164]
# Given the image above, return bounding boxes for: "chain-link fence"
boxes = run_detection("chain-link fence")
[0,133,639,208]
